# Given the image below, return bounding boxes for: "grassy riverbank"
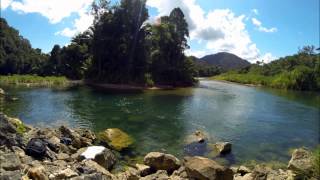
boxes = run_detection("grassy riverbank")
[211,70,320,91]
[0,75,69,86]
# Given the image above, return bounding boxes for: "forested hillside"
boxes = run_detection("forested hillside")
[213,46,320,90]
[0,18,48,75]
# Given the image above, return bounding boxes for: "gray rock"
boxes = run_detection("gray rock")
[238,166,251,175]
[79,146,116,170]
[116,167,140,180]
[0,170,22,180]
[144,152,180,173]
[140,170,169,180]
[56,168,78,179]
[184,156,233,180]
[80,160,115,179]
[215,142,232,154]
[70,173,111,180]
[0,153,21,171]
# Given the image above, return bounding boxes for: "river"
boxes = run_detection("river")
[1,80,319,165]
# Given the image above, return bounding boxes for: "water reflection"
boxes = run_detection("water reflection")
[1,80,319,164]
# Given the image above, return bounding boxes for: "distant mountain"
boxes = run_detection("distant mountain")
[200,52,251,71]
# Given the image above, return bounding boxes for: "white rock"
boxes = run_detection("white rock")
[80,146,105,159]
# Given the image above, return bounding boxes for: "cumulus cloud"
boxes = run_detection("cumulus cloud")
[260,53,277,63]
[147,0,263,62]
[56,11,94,37]
[6,0,94,38]
[1,0,13,9]
[10,0,92,24]
[251,18,277,33]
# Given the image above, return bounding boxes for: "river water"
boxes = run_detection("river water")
[1,80,319,164]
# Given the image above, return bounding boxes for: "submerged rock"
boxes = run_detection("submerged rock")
[183,156,233,180]
[98,128,134,151]
[184,130,209,144]
[215,142,232,154]
[144,152,181,173]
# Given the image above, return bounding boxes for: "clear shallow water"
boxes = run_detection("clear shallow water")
[1,80,319,164]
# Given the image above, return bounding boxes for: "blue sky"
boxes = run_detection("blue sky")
[1,0,319,63]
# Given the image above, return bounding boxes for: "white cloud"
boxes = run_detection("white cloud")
[10,0,93,24]
[260,53,277,63]
[1,0,13,9]
[7,0,94,38]
[251,18,277,33]
[56,11,94,37]
[185,49,207,58]
[251,9,259,15]
[147,0,262,62]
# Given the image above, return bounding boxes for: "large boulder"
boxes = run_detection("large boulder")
[288,148,313,175]
[98,128,134,151]
[79,146,116,170]
[144,152,181,173]
[183,156,233,180]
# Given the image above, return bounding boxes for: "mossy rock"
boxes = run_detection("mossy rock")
[8,117,28,135]
[98,128,134,151]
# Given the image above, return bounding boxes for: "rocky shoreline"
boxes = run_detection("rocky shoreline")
[0,113,318,180]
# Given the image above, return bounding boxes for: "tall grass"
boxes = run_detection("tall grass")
[0,75,68,86]
[211,69,319,91]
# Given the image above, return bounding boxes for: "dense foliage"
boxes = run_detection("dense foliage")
[213,46,320,91]
[88,0,196,86]
[0,18,48,75]
[0,0,196,86]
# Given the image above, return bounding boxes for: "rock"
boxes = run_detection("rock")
[288,148,313,175]
[238,166,251,176]
[70,173,109,180]
[0,88,5,96]
[57,153,71,161]
[184,130,209,144]
[135,163,151,177]
[144,152,181,173]
[0,170,22,180]
[215,142,232,154]
[28,165,49,180]
[140,170,169,180]
[48,136,60,146]
[81,160,115,178]
[12,146,26,158]
[79,146,116,170]
[171,167,188,180]
[116,167,140,180]
[183,156,233,180]
[56,168,78,179]
[0,153,21,171]
[98,128,134,151]
[0,114,24,148]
